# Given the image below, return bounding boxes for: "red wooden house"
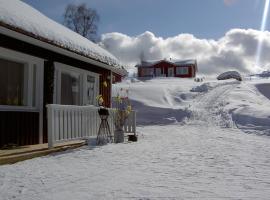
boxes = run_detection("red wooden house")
[0,1,127,148]
[136,59,198,78]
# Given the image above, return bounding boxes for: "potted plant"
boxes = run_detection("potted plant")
[96,95,112,145]
[113,88,132,143]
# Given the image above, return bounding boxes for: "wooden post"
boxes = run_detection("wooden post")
[133,111,136,134]
[47,105,55,148]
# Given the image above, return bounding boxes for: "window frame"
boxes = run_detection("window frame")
[54,62,100,106]
[176,66,189,75]
[0,47,44,112]
[155,68,162,77]
[142,67,154,77]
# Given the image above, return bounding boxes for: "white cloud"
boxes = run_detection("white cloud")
[100,29,270,76]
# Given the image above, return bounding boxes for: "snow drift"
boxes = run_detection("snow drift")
[115,77,270,135]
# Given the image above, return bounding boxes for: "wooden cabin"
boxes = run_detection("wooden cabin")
[0,1,126,148]
[136,59,198,78]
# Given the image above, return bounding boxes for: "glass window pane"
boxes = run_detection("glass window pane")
[32,64,37,107]
[61,72,80,105]
[86,75,95,105]
[156,68,161,76]
[0,58,25,106]
[176,67,188,75]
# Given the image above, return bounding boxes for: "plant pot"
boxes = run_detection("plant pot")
[128,134,138,142]
[114,129,124,143]
[98,108,109,116]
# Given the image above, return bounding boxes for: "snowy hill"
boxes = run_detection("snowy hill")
[114,77,270,135]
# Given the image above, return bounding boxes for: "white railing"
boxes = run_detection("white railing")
[47,104,136,148]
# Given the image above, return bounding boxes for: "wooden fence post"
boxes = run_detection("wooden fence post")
[47,105,55,148]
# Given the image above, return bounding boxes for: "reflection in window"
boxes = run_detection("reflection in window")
[61,72,80,105]
[0,58,25,106]
[155,68,162,76]
[87,75,95,105]
[142,68,154,76]
[176,67,189,75]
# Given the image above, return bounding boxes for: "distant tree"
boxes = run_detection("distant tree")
[63,3,100,42]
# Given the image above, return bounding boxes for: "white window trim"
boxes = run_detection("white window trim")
[168,67,174,77]
[142,68,154,76]
[176,67,189,75]
[0,47,44,112]
[0,47,44,144]
[54,62,100,106]
[155,68,162,76]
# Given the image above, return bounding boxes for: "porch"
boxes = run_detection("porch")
[47,104,136,148]
[0,140,85,165]
[0,104,136,164]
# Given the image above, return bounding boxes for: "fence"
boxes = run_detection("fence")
[47,104,136,148]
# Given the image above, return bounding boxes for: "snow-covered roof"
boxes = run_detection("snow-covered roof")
[136,59,197,68]
[0,0,125,74]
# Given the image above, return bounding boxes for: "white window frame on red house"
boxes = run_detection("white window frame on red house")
[0,47,44,143]
[176,67,189,75]
[0,47,44,111]
[142,68,154,77]
[54,62,100,106]
[155,68,162,76]
[168,67,174,77]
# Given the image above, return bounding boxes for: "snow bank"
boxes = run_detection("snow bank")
[190,83,213,92]
[225,80,270,135]
[113,78,197,125]
[255,83,270,100]
[0,0,122,69]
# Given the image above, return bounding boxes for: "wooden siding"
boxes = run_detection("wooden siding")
[43,60,55,143]
[0,111,39,148]
[0,33,113,107]
[112,72,122,83]
[0,33,114,146]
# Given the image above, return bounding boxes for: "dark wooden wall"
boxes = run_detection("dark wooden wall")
[112,72,122,83]
[0,111,39,148]
[0,33,114,146]
[0,33,113,106]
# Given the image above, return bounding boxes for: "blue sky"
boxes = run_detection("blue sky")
[23,0,267,39]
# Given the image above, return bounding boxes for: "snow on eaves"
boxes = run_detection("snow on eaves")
[0,0,124,70]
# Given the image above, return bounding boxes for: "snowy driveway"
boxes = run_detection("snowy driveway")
[1,124,270,199]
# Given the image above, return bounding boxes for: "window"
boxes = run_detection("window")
[55,63,99,106]
[155,68,162,76]
[0,58,36,107]
[86,75,96,105]
[141,68,154,76]
[176,67,189,75]
[168,67,174,77]
[60,72,80,105]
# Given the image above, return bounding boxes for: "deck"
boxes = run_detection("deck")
[0,140,85,165]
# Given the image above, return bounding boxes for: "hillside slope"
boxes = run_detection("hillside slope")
[114,77,270,135]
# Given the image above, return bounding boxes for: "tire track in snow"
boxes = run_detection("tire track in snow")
[188,81,240,127]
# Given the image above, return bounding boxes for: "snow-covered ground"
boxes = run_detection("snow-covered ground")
[1,77,270,199]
